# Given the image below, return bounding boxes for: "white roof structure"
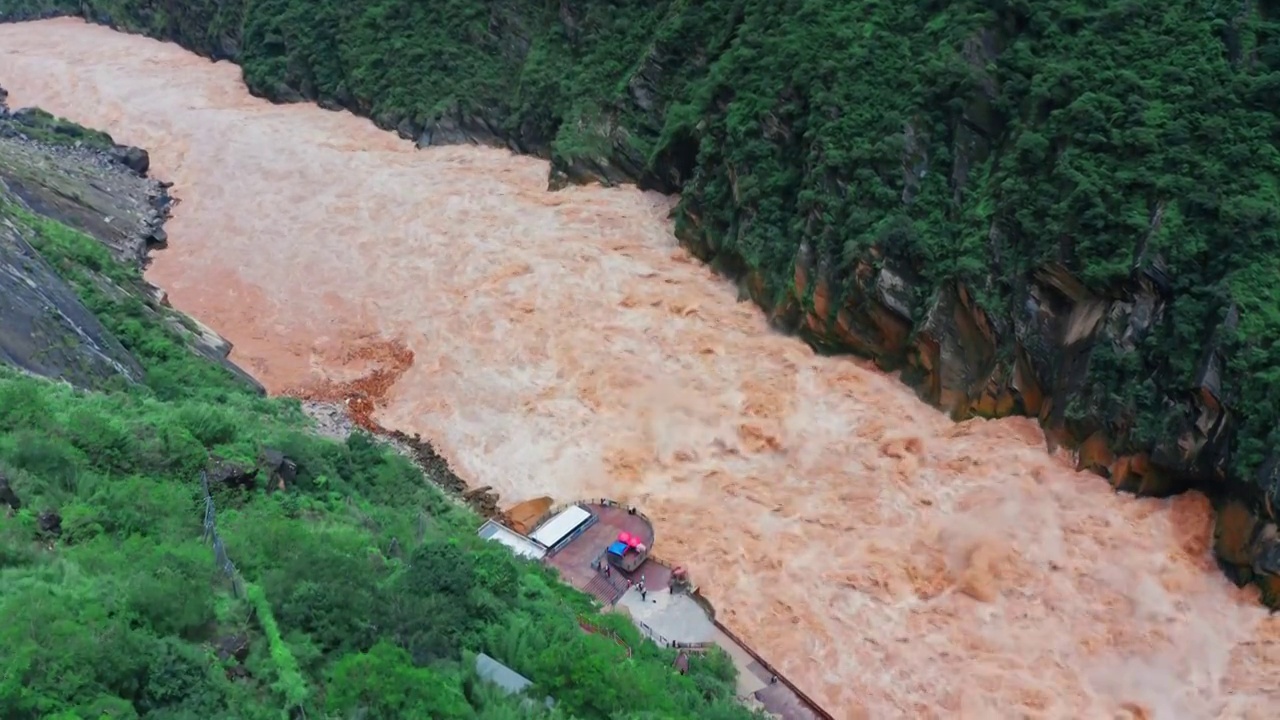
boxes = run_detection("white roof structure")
[529,504,593,550]
[477,519,547,560]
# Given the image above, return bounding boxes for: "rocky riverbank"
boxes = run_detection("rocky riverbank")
[0,90,503,519]
[300,400,501,518]
[0,84,264,392]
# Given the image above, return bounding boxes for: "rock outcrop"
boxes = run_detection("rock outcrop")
[0,87,263,393]
[206,457,258,492]
[37,509,61,537]
[260,447,297,491]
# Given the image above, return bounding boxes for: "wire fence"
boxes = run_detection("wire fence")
[200,470,309,718]
[635,619,670,647]
[200,470,245,597]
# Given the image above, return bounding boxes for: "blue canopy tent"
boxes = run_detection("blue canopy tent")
[605,537,647,572]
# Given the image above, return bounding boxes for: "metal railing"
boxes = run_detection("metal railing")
[200,470,245,597]
[711,618,834,720]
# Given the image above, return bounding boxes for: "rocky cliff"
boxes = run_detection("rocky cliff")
[7,0,1280,604]
[0,85,263,395]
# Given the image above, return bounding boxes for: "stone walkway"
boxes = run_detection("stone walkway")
[616,587,715,644]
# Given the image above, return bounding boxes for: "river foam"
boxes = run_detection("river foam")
[3,18,1278,718]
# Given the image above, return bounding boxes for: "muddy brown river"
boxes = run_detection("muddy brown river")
[3,18,1278,719]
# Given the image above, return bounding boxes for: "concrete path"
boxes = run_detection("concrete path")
[616,589,772,700]
[616,587,716,644]
[710,626,768,696]
[612,587,823,719]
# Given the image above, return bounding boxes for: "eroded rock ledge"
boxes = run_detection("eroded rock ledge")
[0,85,262,393]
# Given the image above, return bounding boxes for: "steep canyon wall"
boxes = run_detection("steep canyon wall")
[10,0,1277,607]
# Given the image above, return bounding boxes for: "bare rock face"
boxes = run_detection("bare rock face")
[0,105,264,394]
[414,107,509,152]
[1213,454,1280,604]
[0,204,147,387]
[259,447,297,491]
[37,509,62,538]
[206,457,259,492]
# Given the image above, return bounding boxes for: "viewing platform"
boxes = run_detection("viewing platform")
[481,497,830,720]
[543,501,670,596]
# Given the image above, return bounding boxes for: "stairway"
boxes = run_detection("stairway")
[583,571,624,606]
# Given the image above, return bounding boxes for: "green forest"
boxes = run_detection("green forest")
[0,201,761,718]
[7,0,1280,495]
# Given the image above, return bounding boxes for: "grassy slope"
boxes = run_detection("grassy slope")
[0,182,759,718]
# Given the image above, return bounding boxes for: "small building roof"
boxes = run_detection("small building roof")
[529,504,593,549]
[474,653,556,709]
[477,519,547,561]
[474,653,533,695]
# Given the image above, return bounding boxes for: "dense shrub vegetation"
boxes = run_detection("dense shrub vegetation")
[0,203,760,718]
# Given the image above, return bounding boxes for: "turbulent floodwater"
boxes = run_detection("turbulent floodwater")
[4,18,1280,718]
